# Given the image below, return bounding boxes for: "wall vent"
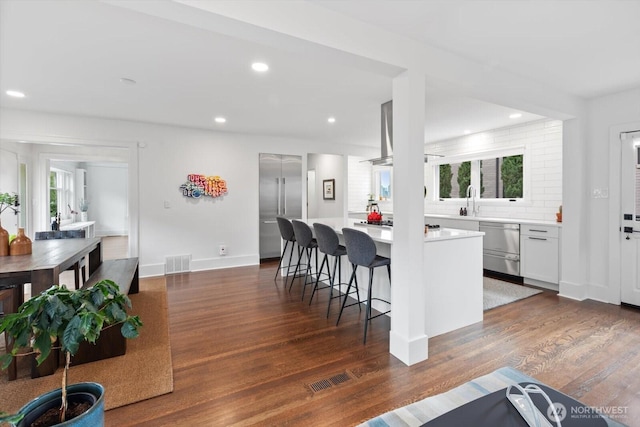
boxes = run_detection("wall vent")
[165,254,191,274]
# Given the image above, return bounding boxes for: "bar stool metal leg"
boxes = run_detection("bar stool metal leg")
[274,239,291,281]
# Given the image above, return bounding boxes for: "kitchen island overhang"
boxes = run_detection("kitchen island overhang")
[307,218,484,353]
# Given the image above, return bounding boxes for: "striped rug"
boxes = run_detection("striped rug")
[358,367,625,427]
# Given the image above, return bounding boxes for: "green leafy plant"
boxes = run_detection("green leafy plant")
[0,192,20,216]
[457,161,471,198]
[439,164,452,198]
[0,411,24,426]
[79,199,89,213]
[0,281,142,424]
[501,154,523,198]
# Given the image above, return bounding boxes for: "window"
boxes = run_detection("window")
[373,168,392,201]
[480,155,523,199]
[49,169,74,220]
[434,150,524,201]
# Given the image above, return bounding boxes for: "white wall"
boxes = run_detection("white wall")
[0,109,376,277]
[347,155,372,213]
[423,119,563,222]
[307,153,344,218]
[0,146,20,235]
[86,163,128,236]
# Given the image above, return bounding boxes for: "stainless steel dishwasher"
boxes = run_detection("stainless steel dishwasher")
[480,222,520,275]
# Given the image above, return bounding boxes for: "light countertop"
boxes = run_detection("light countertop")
[349,211,562,227]
[306,217,484,244]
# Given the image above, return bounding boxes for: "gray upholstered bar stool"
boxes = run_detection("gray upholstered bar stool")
[311,223,359,317]
[337,227,391,344]
[290,220,319,300]
[274,217,297,283]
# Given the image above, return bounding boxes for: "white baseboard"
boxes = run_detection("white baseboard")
[140,255,258,278]
[523,277,559,292]
[389,330,429,366]
[558,280,588,301]
[191,255,256,271]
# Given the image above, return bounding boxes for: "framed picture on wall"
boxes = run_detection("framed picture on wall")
[323,179,335,200]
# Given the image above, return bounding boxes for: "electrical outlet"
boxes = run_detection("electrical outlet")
[219,245,227,255]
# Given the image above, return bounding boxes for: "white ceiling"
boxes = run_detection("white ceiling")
[1,1,638,149]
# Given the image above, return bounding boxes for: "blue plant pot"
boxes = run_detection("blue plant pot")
[18,382,104,427]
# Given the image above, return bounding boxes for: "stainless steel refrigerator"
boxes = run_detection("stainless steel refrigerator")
[259,153,302,259]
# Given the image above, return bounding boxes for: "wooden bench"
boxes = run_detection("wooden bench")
[71,257,139,367]
[82,257,139,295]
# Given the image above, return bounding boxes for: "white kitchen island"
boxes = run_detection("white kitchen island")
[307,218,484,339]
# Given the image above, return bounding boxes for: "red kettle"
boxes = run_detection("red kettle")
[367,205,382,222]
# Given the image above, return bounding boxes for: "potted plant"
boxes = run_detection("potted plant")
[78,199,89,222]
[0,192,20,256]
[0,280,142,427]
[0,411,24,426]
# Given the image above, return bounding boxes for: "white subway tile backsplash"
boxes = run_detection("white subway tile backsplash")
[424,118,562,222]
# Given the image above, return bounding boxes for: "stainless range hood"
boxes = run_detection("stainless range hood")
[365,100,442,165]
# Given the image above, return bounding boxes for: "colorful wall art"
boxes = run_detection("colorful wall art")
[180,174,228,199]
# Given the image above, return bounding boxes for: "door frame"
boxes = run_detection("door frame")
[608,121,640,305]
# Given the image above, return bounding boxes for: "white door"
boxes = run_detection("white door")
[621,130,640,305]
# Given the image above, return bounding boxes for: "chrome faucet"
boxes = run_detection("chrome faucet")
[466,185,478,217]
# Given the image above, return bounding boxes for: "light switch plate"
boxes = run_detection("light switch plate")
[592,187,609,199]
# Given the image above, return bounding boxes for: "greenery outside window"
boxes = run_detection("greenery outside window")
[50,169,74,220]
[434,149,525,201]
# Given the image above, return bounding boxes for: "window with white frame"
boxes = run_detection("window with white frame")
[373,167,392,201]
[433,148,525,201]
[49,168,74,220]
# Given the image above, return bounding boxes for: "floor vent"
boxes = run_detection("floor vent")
[165,254,191,274]
[307,371,354,394]
[329,372,351,385]
[308,379,332,393]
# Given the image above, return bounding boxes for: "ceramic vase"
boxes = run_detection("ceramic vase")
[9,227,32,255]
[0,220,9,256]
[80,212,88,222]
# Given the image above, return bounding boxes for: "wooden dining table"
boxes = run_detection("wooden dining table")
[0,237,103,379]
[0,237,102,294]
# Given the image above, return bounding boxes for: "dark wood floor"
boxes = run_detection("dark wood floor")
[106,262,640,426]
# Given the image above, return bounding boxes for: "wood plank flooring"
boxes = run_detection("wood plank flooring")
[105,262,640,426]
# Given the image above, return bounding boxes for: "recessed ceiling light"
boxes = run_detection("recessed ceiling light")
[120,77,137,85]
[327,117,336,124]
[6,90,25,98]
[509,113,522,119]
[464,130,471,135]
[214,117,226,124]
[251,62,269,72]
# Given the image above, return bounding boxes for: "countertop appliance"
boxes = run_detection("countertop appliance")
[480,222,520,276]
[259,153,302,259]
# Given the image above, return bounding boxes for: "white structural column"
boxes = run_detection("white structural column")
[559,117,589,300]
[389,69,428,365]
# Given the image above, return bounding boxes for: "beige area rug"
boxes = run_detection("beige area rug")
[0,277,173,413]
[483,277,542,311]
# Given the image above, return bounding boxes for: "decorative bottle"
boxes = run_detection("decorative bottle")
[0,220,9,256]
[9,227,32,255]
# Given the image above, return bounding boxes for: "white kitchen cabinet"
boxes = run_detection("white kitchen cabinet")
[520,224,560,288]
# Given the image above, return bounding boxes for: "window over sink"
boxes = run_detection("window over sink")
[432,148,525,202]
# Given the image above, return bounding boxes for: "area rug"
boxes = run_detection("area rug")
[0,277,173,413]
[483,277,541,311]
[358,367,625,427]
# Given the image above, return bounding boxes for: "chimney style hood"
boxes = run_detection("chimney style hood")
[366,100,441,166]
